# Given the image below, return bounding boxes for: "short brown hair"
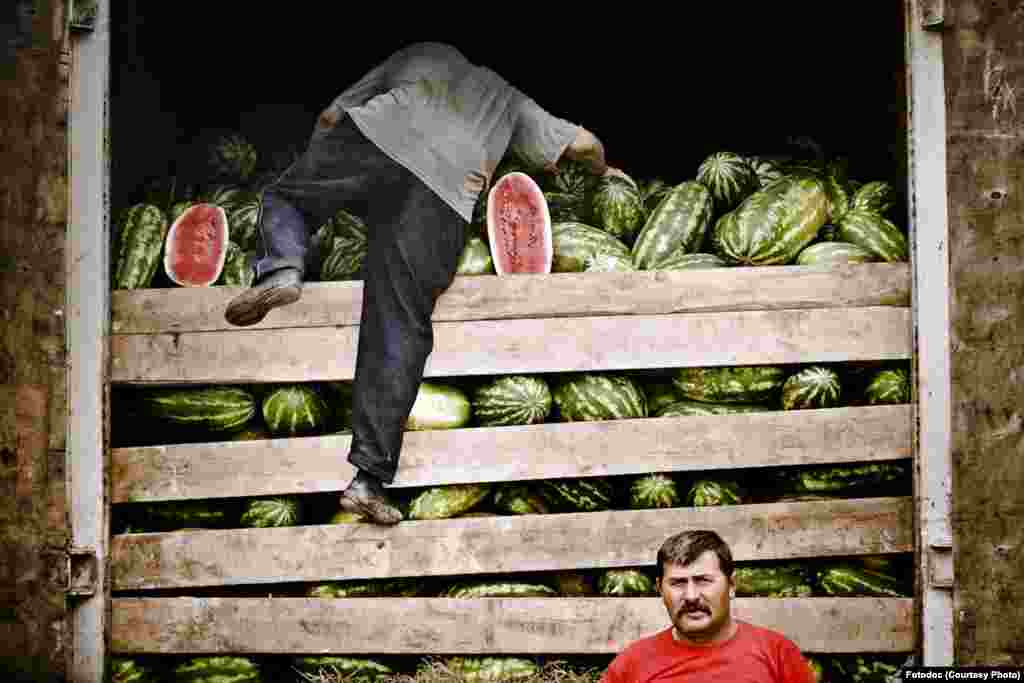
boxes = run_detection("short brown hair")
[656,530,734,578]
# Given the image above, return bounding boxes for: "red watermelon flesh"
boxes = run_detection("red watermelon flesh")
[486,172,552,275]
[163,203,229,286]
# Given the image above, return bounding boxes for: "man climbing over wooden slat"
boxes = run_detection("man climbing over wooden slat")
[223,42,624,524]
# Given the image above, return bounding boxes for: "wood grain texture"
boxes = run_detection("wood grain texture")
[110,264,912,334]
[109,497,913,590]
[109,596,916,654]
[111,405,912,503]
[110,307,912,384]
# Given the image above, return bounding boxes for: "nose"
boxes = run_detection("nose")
[682,581,700,601]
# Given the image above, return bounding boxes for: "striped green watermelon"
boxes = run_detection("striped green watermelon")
[654,252,728,271]
[837,209,908,262]
[824,168,852,224]
[779,462,909,495]
[551,221,633,273]
[174,656,260,682]
[472,375,552,427]
[540,478,614,512]
[630,474,681,509]
[408,483,492,520]
[494,483,552,515]
[139,386,256,433]
[113,204,170,290]
[308,578,421,598]
[865,368,911,404]
[456,235,495,276]
[444,581,558,598]
[442,657,540,681]
[544,191,588,223]
[655,400,774,417]
[831,655,904,683]
[687,479,744,506]
[639,177,674,215]
[733,564,813,597]
[407,382,472,431]
[129,499,239,532]
[318,208,369,281]
[696,151,760,212]
[713,174,829,266]
[631,181,714,269]
[111,657,163,683]
[292,656,393,680]
[643,380,684,416]
[746,156,785,188]
[817,563,909,597]
[590,175,646,244]
[781,366,842,410]
[582,252,636,272]
[543,158,599,199]
[598,569,657,595]
[240,496,302,527]
[673,366,786,404]
[553,373,647,422]
[796,241,880,265]
[261,384,332,436]
[216,242,255,287]
[851,180,896,214]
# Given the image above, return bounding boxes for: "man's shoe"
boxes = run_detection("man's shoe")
[339,471,403,526]
[224,268,302,327]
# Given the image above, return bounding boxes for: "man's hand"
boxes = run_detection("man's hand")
[603,166,630,182]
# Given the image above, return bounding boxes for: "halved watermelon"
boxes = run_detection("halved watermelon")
[486,172,552,275]
[163,203,229,287]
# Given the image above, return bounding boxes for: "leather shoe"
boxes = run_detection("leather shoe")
[224,267,302,327]
[339,471,403,525]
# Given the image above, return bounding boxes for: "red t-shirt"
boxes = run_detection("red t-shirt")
[600,621,817,683]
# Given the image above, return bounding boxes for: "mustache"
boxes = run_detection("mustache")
[676,601,710,616]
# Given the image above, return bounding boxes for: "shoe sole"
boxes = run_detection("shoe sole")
[225,284,301,327]
[486,172,553,275]
[339,492,403,526]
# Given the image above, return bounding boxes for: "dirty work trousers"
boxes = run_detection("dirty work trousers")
[254,112,468,484]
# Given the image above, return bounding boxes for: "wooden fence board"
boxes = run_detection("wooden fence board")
[110,264,912,335]
[110,497,912,590]
[110,596,915,654]
[110,307,912,384]
[111,405,912,503]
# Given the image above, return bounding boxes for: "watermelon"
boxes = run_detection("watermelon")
[113,204,170,290]
[642,380,684,416]
[139,386,256,433]
[308,578,421,598]
[544,191,588,223]
[673,366,786,404]
[654,400,773,418]
[824,168,852,225]
[630,474,681,509]
[631,181,715,269]
[163,203,230,287]
[654,252,728,271]
[831,655,904,683]
[550,571,595,596]
[836,209,909,262]
[543,158,600,199]
[598,569,657,595]
[494,483,552,515]
[318,208,369,281]
[746,156,785,188]
[292,656,393,680]
[206,132,257,182]
[540,478,614,512]
[551,221,633,273]
[687,479,744,506]
[472,375,552,427]
[817,563,910,597]
[456,235,496,276]
[781,366,842,410]
[696,151,760,213]
[796,241,880,265]
[851,180,896,214]
[174,656,260,683]
[487,171,553,275]
[442,657,540,681]
[408,483,492,520]
[553,373,647,422]
[589,174,646,244]
[406,382,473,431]
[216,241,255,287]
[110,657,162,683]
[582,251,636,272]
[865,368,911,404]
[128,499,239,532]
[261,384,332,437]
[779,462,910,495]
[639,177,674,214]
[713,174,829,266]
[733,564,813,597]
[444,581,558,598]
[240,496,302,528]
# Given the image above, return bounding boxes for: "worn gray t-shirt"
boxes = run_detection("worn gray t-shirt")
[316,42,581,222]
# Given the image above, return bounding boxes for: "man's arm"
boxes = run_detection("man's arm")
[556,127,630,182]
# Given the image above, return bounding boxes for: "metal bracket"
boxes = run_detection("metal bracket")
[920,0,946,31]
[927,538,954,589]
[66,546,98,598]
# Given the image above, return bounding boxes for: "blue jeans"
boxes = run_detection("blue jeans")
[256,113,468,483]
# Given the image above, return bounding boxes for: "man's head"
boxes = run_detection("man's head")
[656,530,736,645]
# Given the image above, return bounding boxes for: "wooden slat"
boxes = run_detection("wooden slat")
[110,306,912,384]
[110,497,912,590]
[110,596,915,654]
[112,405,912,503]
[111,263,912,335]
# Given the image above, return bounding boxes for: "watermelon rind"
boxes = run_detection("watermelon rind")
[631,181,715,269]
[687,479,744,506]
[261,384,331,437]
[551,221,633,273]
[589,174,646,244]
[472,375,552,427]
[865,368,911,405]
[837,209,909,263]
[598,569,657,595]
[630,473,681,509]
[240,496,302,528]
[654,251,728,271]
[406,382,473,431]
[140,386,256,433]
[733,564,814,597]
[408,483,492,520]
[695,151,760,213]
[781,366,842,410]
[494,483,552,515]
[673,366,786,404]
[553,373,647,422]
[441,657,540,682]
[216,241,255,287]
[851,180,897,215]
[540,478,614,512]
[443,581,558,598]
[292,656,393,680]
[174,656,260,682]
[456,235,496,276]
[113,203,170,290]
[654,400,773,418]
[796,241,880,266]
[163,203,230,287]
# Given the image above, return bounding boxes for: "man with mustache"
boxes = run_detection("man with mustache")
[601,530,816,683]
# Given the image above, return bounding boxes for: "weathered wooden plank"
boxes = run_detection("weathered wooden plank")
[112,405,912,503]
[110,306,912,384]
[110,497,912,590]
[109,596,916,654]
[110,263,912,335]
